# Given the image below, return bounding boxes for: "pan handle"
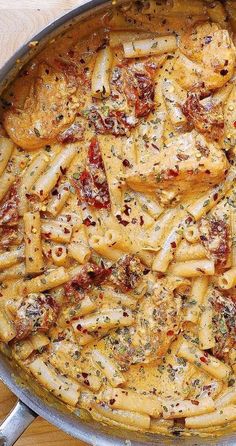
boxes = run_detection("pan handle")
[0,400,37,446]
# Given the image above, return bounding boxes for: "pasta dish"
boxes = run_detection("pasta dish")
[1,0,236,437]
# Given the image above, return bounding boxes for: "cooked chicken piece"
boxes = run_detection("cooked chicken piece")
[223,84,236,152]
[210,288,236,364]
[4,62,78,150]
[14,293,59,340]
[198,217,230,270]
[106,277,184,369]
[126,130,228,200]
[174,22,236,90]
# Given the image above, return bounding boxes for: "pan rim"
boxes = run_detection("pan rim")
[0,1,236,445]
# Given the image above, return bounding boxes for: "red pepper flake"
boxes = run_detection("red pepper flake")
[167,330,174,336]
[140,216,144,226]
[122,159,131,168]
[116,214,129,226]
[234,121,236,128]
[191,400,200,406]
[83,217,96,227]
[200,356,208,363]
[109,399,116,405]
[171,241,176,249]
[213,193,218,201]
[123,204,131,216]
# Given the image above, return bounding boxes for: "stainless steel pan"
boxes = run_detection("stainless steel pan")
[0,2,236,445]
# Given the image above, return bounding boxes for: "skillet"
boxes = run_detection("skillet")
[0,1,236,445]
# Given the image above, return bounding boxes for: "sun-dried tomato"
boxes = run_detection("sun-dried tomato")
[72,138,110,209]
[64,263,111,300]
[182,92,224,140]
[0,181,19,226]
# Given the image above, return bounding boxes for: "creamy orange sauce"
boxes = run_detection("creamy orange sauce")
[0,0,236,438]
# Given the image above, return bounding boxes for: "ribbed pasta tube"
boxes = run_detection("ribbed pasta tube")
[91,47,113,98]
[32,145,77,200]
[23,211,43,274]
[123,35,177,58]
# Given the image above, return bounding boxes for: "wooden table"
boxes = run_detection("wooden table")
[0,5,88,445]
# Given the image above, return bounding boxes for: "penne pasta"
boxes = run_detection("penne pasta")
[89,234,124,261]
[102,387,161,418]
[92,402,151,430]
[46,182,71,217]
[152,227,182,272]
[183,225,200,244]
[0,262,25,281]
[123,35,177,58]
[162,397,215,419]
[0,137,14,177]
[231,208,236,267]
[0,246,24,270]
[215,388,236,409]
[41,219,72,243]
[68,225,91,264]
[91,47,113,98]
[185,405,236,429]
[20,267,69,295]
[28,357,80,406]
[177,339,231,381]
[51,244,68,266]
[0,306,16,342]
[218,267,236,289]
[18,152,49,215]
[187,169,236,221]
[185,276,209,323]
[32,145,77,201]
[23,211,43,274]
[168,259,215,277]
[72,308,134,333]
[0,170,15,203]
[91,349,125,387]
[198,291,215,350]
[174,240,206,262]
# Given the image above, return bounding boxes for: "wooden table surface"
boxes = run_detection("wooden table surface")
[0,4,89,445]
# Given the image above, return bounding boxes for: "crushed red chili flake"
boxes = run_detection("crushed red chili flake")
[171,241,177,249]
[116,214,129,226]
[200,356,208,363]
[83,217,96,227]
[167,330,174,336]
[123,204,131,216]
[122,159,131,167]
[140,216,144,226]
